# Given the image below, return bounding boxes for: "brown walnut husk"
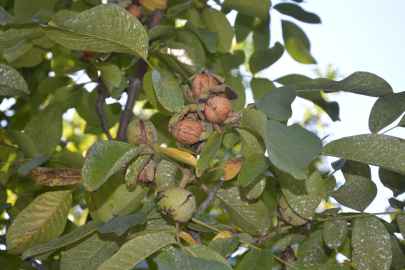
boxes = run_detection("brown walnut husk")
[137,158,156,187]
[175,119,203,145]
[204,96,233,124]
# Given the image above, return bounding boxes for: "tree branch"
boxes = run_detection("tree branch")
[116,9,165,142]
[197,180,224,214]
[0,235,49,270]
[96,77,113,140]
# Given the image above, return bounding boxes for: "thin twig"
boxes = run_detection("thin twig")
[0,236,48,270]
[197,180,224,214]
[252,224,280,243]
[96,77,112,140]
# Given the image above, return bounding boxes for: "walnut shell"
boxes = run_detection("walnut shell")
[204,96,233,124]
[176,119,203,145]
[192,72,219,98]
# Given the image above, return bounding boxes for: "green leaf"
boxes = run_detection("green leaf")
[279,227,309,251]
[240,173,266,199]
[216,186,270,235]
[297,91,340,121]
[94,62,122,93]
[253,17,270,50]
[143,71,172,116]
[162,39,197,74]
[82,141,147,191]
[4,40,47,68]
[0,63,29,96]
[287,262,347,270]
[369,91,405,133]
[282,20,316,64]
[222,0,270,20]
[241,108,267,139]
[22,221,103,259]
[297,225,333,263]
[274,3,321,24]
[196,131,223,177]
[14,0,56,19]
[341,160,371,179]
[185,245,232,269]
[98,196,155,235]
[323,174,336,201]
[60,230,127,270]
[295,72,393,97]
[249,42,284,74]
[222,128,239,149]
[125,154,152,186]
[398,214,405,239]
[236,128,266,158]
[148,25,174,40]
[184,22,219,53]
[52,10,79,25]
[323,219,348,249]
[44,4,148,59]
[0,25,43,48]
[98,232,176,270]
[276,164,324,219]
[235,249,274,270]
[379,168,405,197]
[208,236,239,258]
[203,7,233,53]
[322,134,405,175]
[85,189,113,222]
[0,7,12,25]
[275,74,312,85]
[17,155,51,175]
[178,31,206,71]
[238,153,271,187]
[255,85,296,121]
[37,76,71,95]
[235,13,255,43]
[112,184,149,216]
[390,234,405,270]
[331,177,377,212]
[25,102,63,155]
[250,78,276,100]
[352,216,392,270]
[152,70,184,112]
[221,50,245,71]
[155,160,177,195]
[6,191,72,254]
[155,248,231,270]
[389,198,405,209]
[4,129,37,158]
[266,120,323,179]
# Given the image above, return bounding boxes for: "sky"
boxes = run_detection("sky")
[258,0,405,218]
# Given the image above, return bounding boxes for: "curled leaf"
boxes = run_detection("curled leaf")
[221,157,242,180]
[30,167,82,186]
[156,145,197,166]
[178,231,197,245]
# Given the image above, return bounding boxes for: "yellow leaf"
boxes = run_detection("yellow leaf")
[212,231,233,241]
[6,191,72,254]
[142,0,167,11]
[30,167,82,186]
[221,157,242,180]
[178,231,197,245]
[156,145,197,167]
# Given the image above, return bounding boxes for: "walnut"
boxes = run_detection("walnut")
[192,69,220,99]
[126,4,142,19]
[204,96,233,124]
[175,119,203,145]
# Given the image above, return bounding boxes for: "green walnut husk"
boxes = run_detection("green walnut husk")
[276,196,308,226]
[127,119,157,148]
[157,186,196,223]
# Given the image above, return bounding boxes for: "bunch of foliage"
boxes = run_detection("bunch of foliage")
[1,0,405,269]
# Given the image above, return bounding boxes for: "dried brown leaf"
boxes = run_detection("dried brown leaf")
[30,167,82,186]
[221,157,242,180]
